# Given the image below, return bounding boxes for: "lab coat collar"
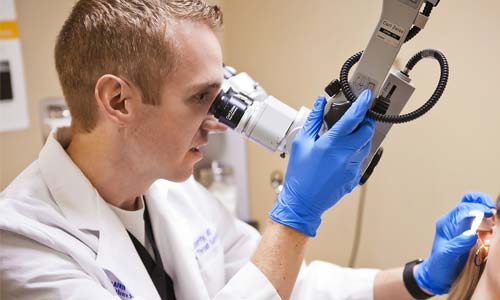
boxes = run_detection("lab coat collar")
[39,128,161,299]
[95,191,160,300]
[38,127,100,232]
[145,181,211,299]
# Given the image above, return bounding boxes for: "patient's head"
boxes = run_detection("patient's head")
[449,194,500,300]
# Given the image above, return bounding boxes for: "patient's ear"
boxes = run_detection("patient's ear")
[94,74,139,127]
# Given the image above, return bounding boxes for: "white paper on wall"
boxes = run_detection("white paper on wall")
[0,0,29,132]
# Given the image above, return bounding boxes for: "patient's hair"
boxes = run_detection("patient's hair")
[448,239,489,299]
[55,0,223,133]
[448,195,500,300]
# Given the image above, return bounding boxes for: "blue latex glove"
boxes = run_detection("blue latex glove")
[269,89,375,237]
[415,192,496,295]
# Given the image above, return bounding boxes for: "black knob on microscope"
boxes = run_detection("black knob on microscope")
[372,96,391,115]
[324,79,342,97]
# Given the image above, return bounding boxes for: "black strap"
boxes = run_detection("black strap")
[402,259,434,300]
[127,201,177,300]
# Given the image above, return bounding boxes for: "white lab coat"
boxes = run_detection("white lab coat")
[0,128,378,300]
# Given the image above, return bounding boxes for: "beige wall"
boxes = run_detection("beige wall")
[2,0,500,271]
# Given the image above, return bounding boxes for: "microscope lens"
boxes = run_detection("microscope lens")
[209,90,247,129]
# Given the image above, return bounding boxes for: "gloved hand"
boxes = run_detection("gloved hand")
[415,192,496,295]
[269,89,375,237]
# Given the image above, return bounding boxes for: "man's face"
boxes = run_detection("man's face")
[130,21,223,182]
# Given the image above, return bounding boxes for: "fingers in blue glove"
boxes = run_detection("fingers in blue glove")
[458,202,495,219]
[460,192,496,209]
[351,139,373,164]
[271,90,376,237]
[436,201,496,240]
[416,193,496,295]
[337,118,376,149]
[301,95,327,139]
[330,89,372,136]
[444,230,479,256]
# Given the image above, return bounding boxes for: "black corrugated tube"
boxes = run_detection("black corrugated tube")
[404,2,434,43]
[339,1,447,124]
[340,49,448,123]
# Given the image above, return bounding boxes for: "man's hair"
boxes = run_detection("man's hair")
[55,0,223,132]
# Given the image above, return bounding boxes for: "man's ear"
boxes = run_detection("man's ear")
[94,74,138,127]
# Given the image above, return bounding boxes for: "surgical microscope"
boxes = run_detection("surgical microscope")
[209,0,446,184]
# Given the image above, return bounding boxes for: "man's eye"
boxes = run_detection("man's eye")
[194,92,210,104]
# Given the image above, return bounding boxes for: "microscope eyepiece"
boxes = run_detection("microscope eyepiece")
[209,89,248,129]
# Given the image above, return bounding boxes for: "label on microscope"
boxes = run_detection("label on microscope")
[377,19,405,47]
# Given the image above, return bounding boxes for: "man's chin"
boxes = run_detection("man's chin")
[161,168,194,183]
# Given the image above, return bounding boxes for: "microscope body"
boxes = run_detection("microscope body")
[210,0,443,183]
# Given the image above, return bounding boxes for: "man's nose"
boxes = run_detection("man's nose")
[201,116,228,133]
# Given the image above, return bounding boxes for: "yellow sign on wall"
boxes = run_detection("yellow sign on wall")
[0,0,30,132]
[0,20,18,39]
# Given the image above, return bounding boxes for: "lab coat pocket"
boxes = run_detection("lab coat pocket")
[193,228,225,296]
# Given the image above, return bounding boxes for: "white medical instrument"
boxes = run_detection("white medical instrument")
[470,210,485,233]
[209,0,446,184]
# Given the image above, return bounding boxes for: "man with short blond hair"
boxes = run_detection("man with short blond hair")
[0,1,492,300]
[55,0,223,133]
